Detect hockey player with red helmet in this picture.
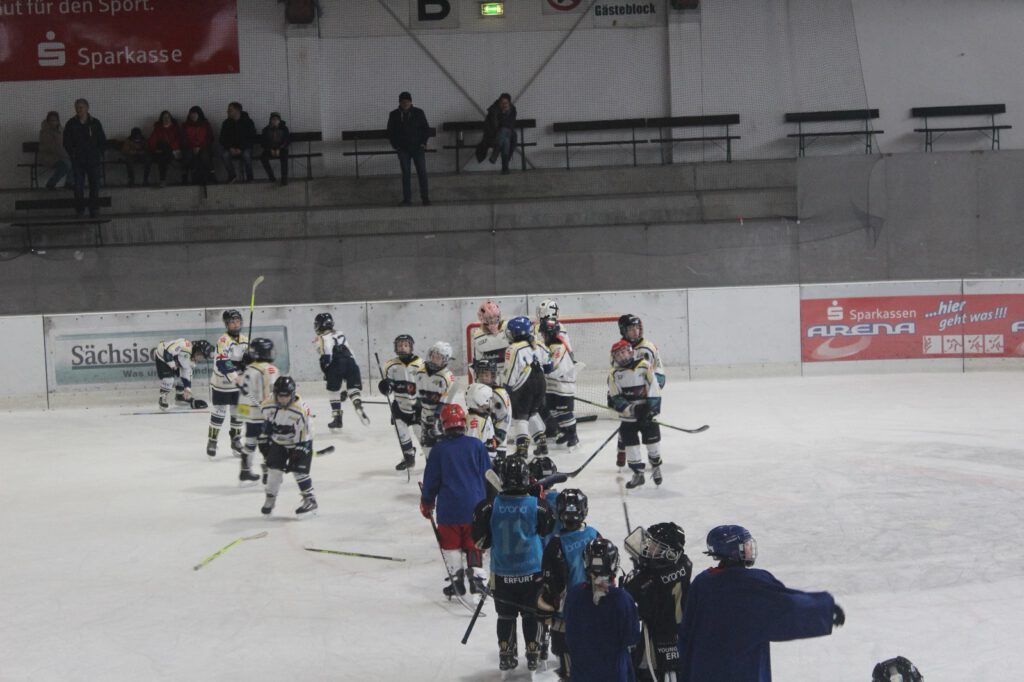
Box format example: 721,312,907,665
420,403,493,599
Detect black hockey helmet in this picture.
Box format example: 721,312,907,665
222,309,242,325
625,522,686,571
555,488,588,530
394,334,415,359
539,318,561,345
499,455,531,493
472,359,498,387
191,339,214,360
618,314,642,341
528,456,557,481
583,538,620,579
249,337,274,362
273,375,297,401
314,312,334,333
872,656,923,682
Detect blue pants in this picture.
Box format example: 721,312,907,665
72,161,101,216
397,147,429,203
45,159,71,189
222,148,253,181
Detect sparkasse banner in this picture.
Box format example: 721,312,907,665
0,0,239,82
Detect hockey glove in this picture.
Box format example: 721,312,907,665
656,372,666,390
377,379,392,395
188,398,209,410
419,500,434,519
832,603,846,627
420,429,437,448
609,395,630,413
319,355,331,374
632,403,649,424
294,441,313,457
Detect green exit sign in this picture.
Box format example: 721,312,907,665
480,2,504,16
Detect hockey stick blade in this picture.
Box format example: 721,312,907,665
193,531,268,571
304,547,406,562
315,445,335,457
574,397,709,434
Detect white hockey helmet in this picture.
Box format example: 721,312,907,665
465,383,494,412
536,299,560,321
426,341,452,370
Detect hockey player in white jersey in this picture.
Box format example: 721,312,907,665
314,312,369,430
155,338,213,410
258,376,318,516
237,337,278,485
608,339,663,489
471,300,509,380
407,341,455,468
378,334,427,471
471,359,512,461
503,316,551,458
207,310,248,458
615,314,666,468
540,318,579,449
464,382,496,450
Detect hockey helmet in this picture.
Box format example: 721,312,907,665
465,383,493,413
222,309,242,336
426,341,452,371
273,375,297,404
499,455,531,492
583,538,620,579
472,359,498,387
536,299,559,321
618,314,643,341
555,488,588,530
611,339,635,367
539,318,561,346
872,656,923,682
624,522,686,570
528,456,557,481
705,525,757,567
191,339,214,360
394,334,415,359
314,312,334,333
506,316,532,343
440,403,466,433
477,300,502,333
248,337,274,362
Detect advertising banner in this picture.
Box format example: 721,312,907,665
801,294,1024,362
591,0,663,27
0,0,239,82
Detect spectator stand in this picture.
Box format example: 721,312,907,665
785,109,883,157
9,197,112,251
911,104,1010,152
441,119,537,173
341,128,437,178
250,131,323,181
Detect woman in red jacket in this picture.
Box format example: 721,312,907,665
182,106,215,187
147,111,182,187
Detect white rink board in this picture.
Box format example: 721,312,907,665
0,315,46,410
688,285,800,378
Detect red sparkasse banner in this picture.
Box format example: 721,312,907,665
801,294,1024,362
0,0,239,82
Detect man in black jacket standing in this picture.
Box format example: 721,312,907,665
63,99,106,218
387,92,431,206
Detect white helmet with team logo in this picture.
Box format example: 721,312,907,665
537,299,560,321
426,341,452,371
465,383,493,412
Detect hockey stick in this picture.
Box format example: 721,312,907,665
125,409,209,416
419,482,477,614
193,531,268,571
376,352,411,483
564,426,621,479
315,445,335,457
575,397,709,434
247,275,264,342
618,477,633,534
304,547,406,562
461,590,489,644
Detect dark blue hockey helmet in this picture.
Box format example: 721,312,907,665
705,525,757,567
872,656,923,682
506,316,532,342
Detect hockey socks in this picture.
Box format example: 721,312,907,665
328,400,343,430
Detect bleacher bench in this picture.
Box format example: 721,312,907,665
341,128,437,178
911,104,1010,152
10,197,112,250
19,140,125,188
785,109,884,157
18,141,41,189
552,115,740,169
284,131,323,180
441,119,537,172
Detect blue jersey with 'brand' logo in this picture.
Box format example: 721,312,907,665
559,526,599,589
490,494,543,577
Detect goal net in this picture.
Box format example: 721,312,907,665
464,316,621,420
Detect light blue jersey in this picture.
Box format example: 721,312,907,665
490,494,543,577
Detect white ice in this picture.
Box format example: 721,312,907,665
1,371,1023,680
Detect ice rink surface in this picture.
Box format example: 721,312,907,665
1,371,1022,680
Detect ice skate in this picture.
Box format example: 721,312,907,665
525,641,541,671
295,494,318,517
651,463,663,486
352,398,370,426
395,452,416,471
230,437,244,458
442,568,466,598
206,438,217,458
260,494,276,515
327,411,343,431
625,470,646,489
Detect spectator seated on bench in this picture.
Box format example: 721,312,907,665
146,110,185,187
342,127,437,178
911,104,1011,151
443,97,538,174
259,112,290,186
785,109,883,157
11,196,112,250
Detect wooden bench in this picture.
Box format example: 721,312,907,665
441,119,537,172
19,139,125,188
785,109,884,157
18,142,41,189
911,104,1010,152
647,114,741,163
341,128,437,178
552,118,648,169
10,197,112,250
284,131,323,179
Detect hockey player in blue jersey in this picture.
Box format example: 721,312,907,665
539,489,601,681
420,403,493,599
676,525,845,682
472,455,555,673
564,538,641,682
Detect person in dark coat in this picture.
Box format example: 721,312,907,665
259,112,290,186
38,111,71,190
219,102,257,183
120,127,149,188
677,525,845,682
476,93,517,174
386,91,431,206
63,98,106,217
183,106,215,187
147,110,183,187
